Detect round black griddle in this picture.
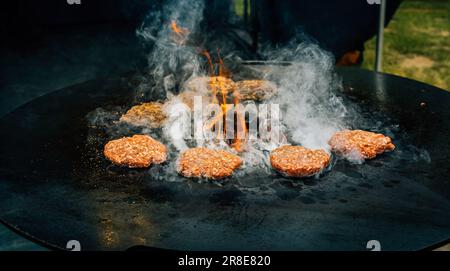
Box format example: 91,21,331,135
0,66,449,251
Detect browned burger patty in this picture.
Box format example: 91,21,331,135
208,76,236,94
104,135,167,168
328,130,395,160
270,146,330,177
184,76,235,94
179,76,235,108
119,102,166,128
234,80,277,101
177,147,242,179
175,90,214,109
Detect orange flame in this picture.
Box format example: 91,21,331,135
169,20,247,150
170,20,187,35
201,50,214,76
216,49,231,78
231,98,247,152
201,50,248,151
170,21,188,44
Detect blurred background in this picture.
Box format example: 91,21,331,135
0,0,448,250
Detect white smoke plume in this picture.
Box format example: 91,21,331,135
136,0,205,94
264,41,348,151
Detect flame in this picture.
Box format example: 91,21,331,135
201,50,248,151
169,20,247,151
170,20,247,152
170,20,188,44
216,49,231,78
201,50,214,77
201,50,219,104
231,95,247,152
170,20,187,35
170,20,248,152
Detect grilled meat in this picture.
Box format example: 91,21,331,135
104,135,167,168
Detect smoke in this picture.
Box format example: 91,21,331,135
136,0,205,96
263,41,348,151
162,97,191,151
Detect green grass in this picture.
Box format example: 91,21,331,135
234,0,246,17
362,0,450,90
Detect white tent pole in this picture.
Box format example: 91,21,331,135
375,0,387,72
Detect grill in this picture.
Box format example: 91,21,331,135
0,64,449,250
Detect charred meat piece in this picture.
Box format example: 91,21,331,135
328,130,395,160
177,147,242,179
119,102,167,128
104,135,167,168
270,145,330,177
234,80,277,101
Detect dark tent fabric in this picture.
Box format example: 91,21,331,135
256,0,402,59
